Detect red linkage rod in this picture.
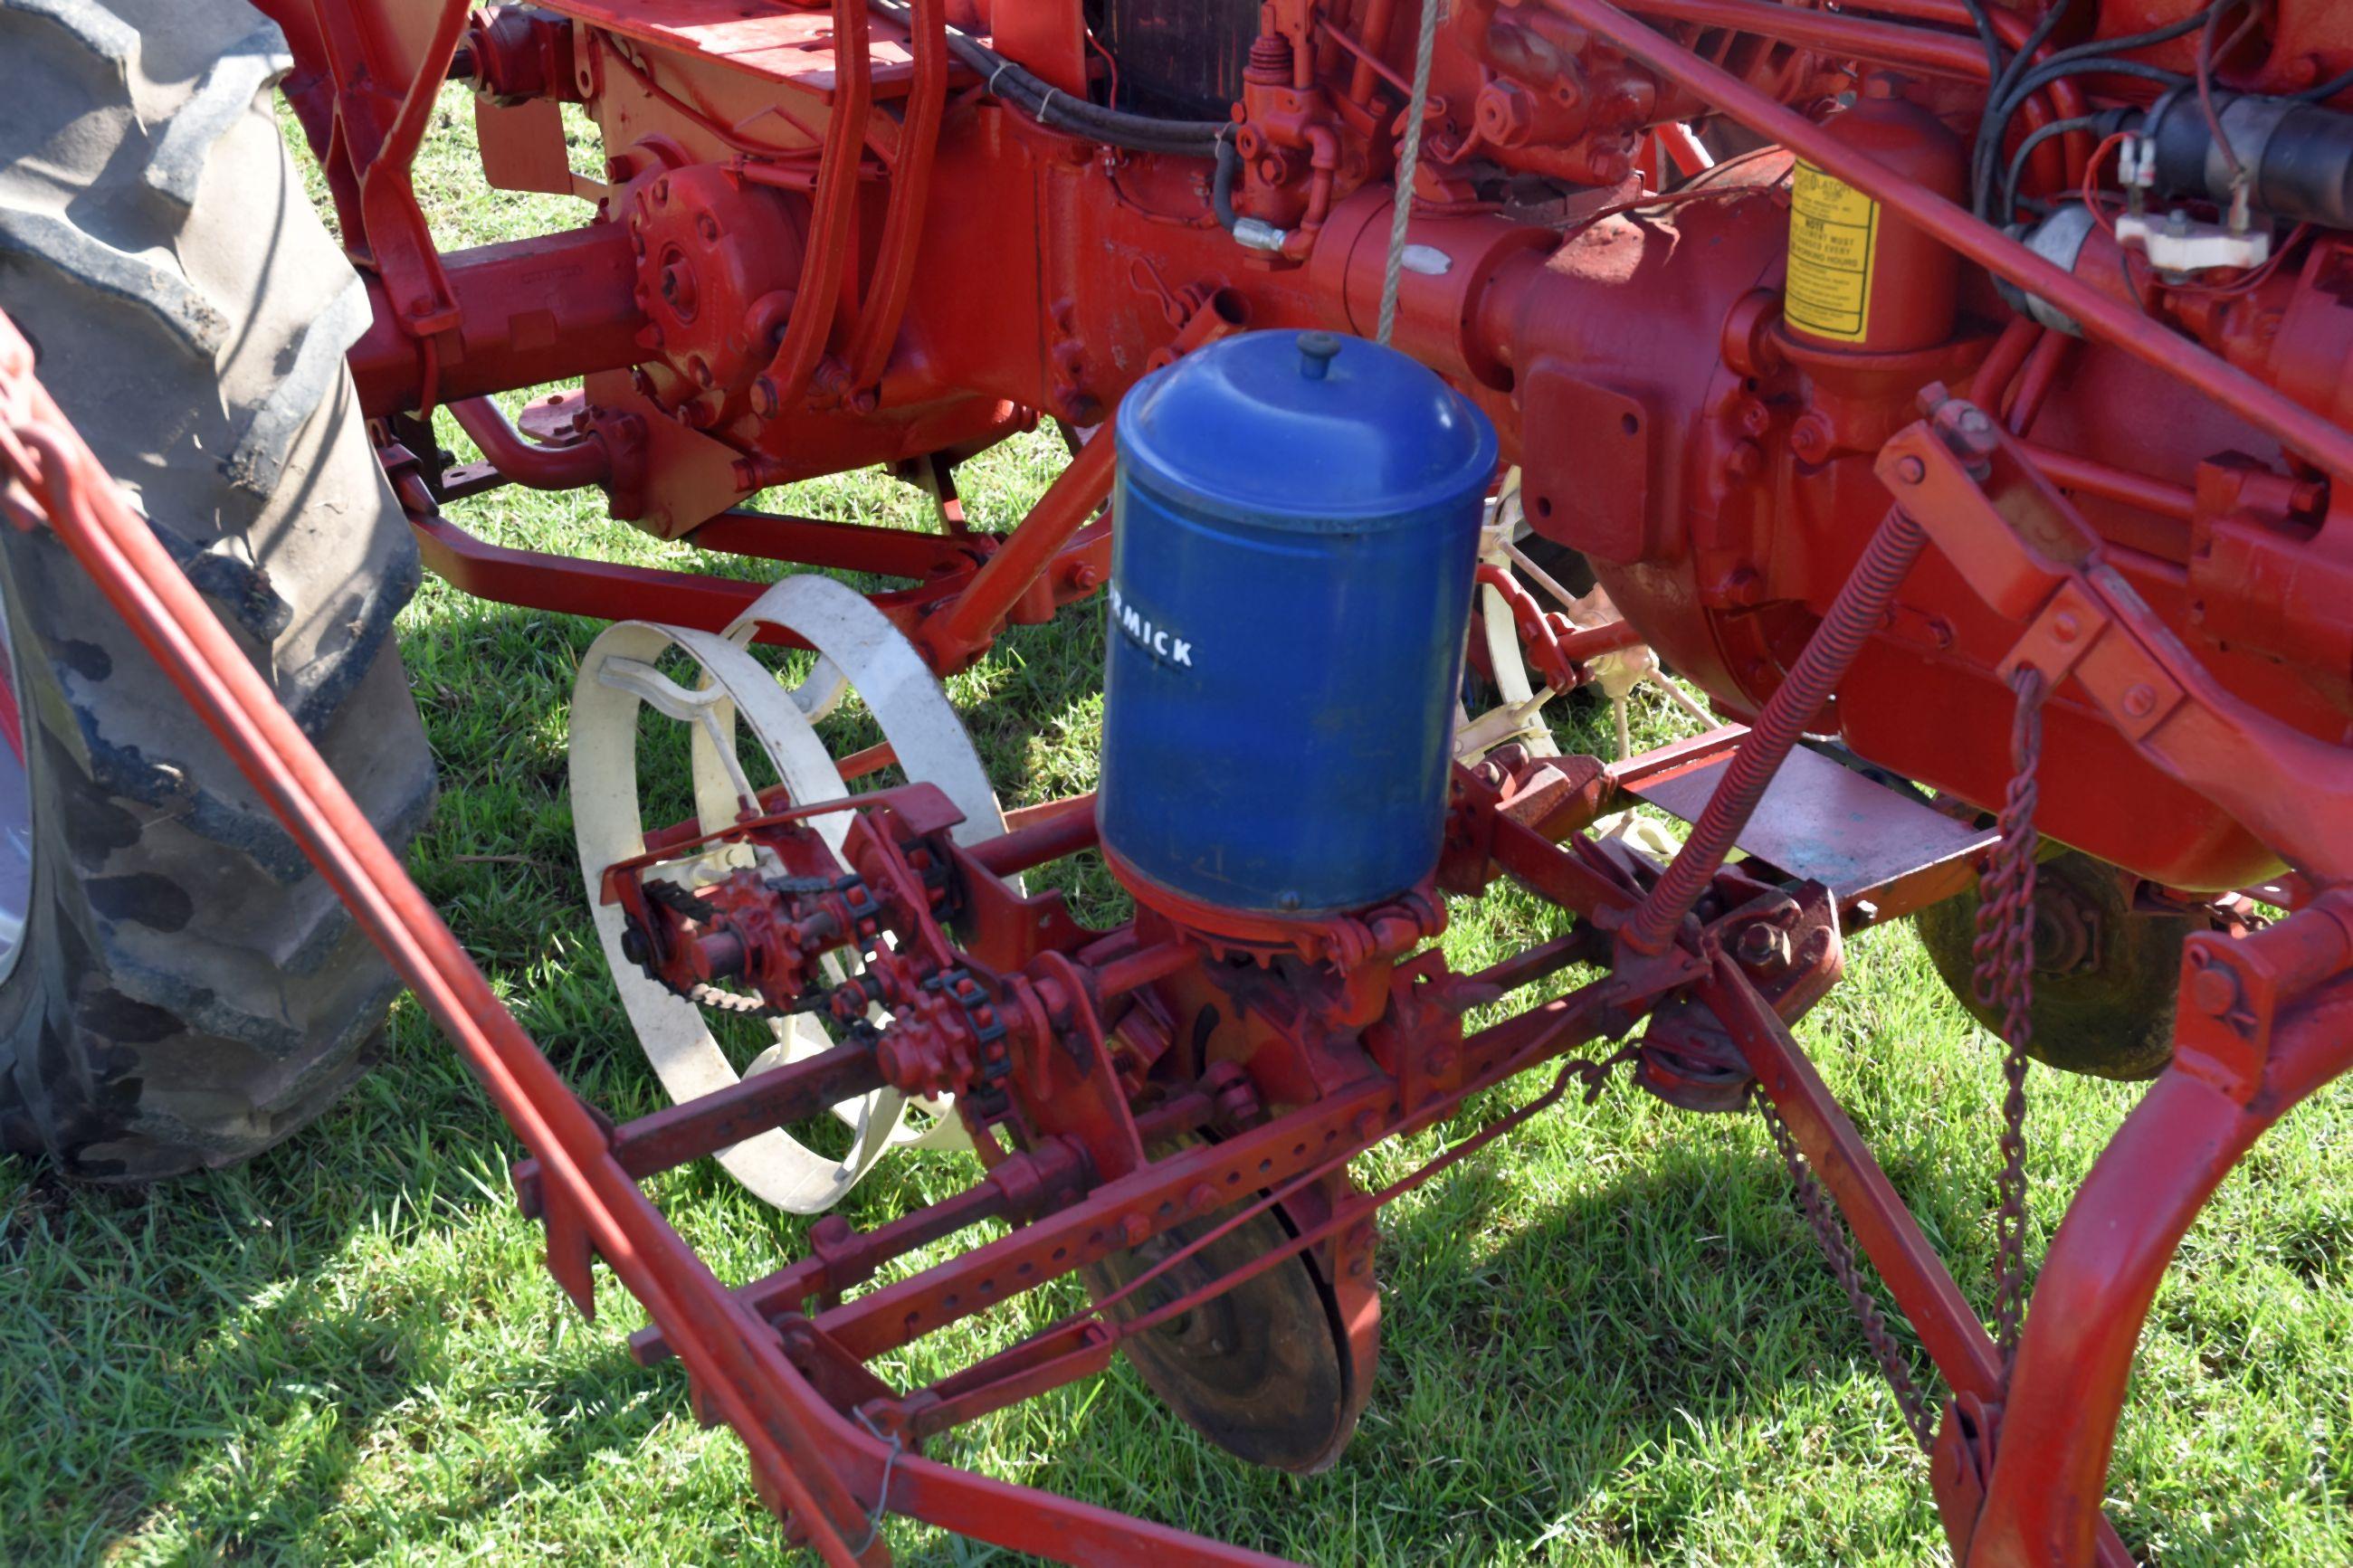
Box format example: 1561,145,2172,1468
1615,0,1994,80
1547,0,2353,487
0,329,888,1567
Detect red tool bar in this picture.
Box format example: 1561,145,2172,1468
408,506,1092,657
412,508,776,632
1544,0,2353,486
0,353,882,1563
630,1093,1221,1370
672,971,1648,1373
515,1040,890,1203
685,508,979,577
816,1076,1396,1360
976,793,1100,874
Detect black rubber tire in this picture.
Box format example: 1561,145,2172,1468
0,0,434,1179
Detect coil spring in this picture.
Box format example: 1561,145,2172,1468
1625,506,1929,953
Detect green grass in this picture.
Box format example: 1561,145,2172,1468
5,90,2353,1567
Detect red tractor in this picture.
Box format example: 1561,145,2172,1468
3,0,2350,1561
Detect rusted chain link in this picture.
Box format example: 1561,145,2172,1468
687,981,785,1018
1971,665,2047,1368
1755,1089,1941,1450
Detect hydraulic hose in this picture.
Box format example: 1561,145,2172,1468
1213,136,1242,227
864,0,1229,155
1210,137,1283,250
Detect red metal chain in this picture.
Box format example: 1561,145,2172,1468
1756,1089,1940,1449
1751,664,2048,1449
1971,665,2048,1369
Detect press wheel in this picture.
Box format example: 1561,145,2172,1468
1086,1149,1361,1473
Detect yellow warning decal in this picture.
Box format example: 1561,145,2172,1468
1786,160,1879,343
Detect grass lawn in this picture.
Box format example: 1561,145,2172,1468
5,86,2353,1568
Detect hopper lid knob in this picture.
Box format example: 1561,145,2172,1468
1296,331,1341,381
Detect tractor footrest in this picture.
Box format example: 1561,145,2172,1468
1628,742,1996,921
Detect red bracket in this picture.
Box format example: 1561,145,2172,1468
1880,398,2353,882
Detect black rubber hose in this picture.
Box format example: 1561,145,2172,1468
1212,136,1243,231
2298,65,2353,104
864,0,1229,154
1999,113,2105,222
1972,0,2222,216
1977,57,2191,216
2015,2,2225,82
1972,0,2073,216
1956,0,2006,81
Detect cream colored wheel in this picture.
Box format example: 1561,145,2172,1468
569,575,1006,1211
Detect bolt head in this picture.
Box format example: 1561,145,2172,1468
2189,961,2240,1018
1895,454,1927,485
1476,81,1536,144
2122,683,2158,717
1733,922,1791,970
2053,611,2082,642
1789,416,1833,462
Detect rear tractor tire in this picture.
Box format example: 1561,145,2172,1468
0,0,434,1178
